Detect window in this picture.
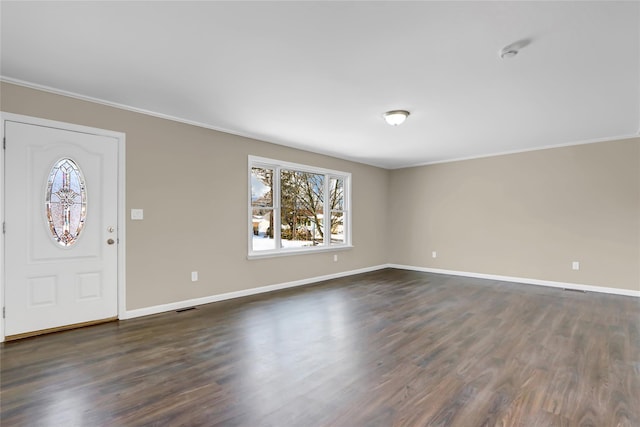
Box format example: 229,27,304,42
46,158,87,247
249,156,351,257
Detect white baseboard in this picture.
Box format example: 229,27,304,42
123,262,638,320
122,264,388,320
388,264,640,297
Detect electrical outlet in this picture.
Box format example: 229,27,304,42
432,251,437,259
191,271,198,281
333,254,338,262
572,261,580,271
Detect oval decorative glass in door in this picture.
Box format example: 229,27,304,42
45,158,87,247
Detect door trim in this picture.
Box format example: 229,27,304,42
0,112,126,342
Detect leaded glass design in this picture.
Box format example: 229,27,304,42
45,158,87,247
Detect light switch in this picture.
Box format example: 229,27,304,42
131,209,144,220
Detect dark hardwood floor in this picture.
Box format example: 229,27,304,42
1,269,639,426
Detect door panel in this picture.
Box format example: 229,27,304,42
4,121,118,337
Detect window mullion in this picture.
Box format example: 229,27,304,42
248,163,253,253
345,175,350,245
324,174,330,246
274,166,281,250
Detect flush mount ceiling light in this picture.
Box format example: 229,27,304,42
383,110,410,126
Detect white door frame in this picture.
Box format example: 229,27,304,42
0,112,126,342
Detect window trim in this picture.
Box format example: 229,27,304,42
248,155,352,259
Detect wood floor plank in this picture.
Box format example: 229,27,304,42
1,269,638,426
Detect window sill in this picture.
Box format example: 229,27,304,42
247,244,353,260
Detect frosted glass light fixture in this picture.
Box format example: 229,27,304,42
383,110,410,126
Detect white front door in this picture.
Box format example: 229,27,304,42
4,120,119,338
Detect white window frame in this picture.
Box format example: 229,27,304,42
248,155,352,258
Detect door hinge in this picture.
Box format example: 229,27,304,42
3,137,5,149
2,307,5,319
2,222,4,234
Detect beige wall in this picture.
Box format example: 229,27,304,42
2,81,638,309
1,82,390,309
389,139,640,291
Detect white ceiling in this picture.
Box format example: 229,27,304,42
1,1,639,169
